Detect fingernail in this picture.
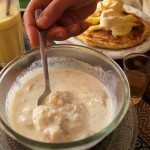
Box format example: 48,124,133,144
37,16,50,28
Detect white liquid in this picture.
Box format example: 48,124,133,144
6,68,113,143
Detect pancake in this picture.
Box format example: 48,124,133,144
77,13,150,50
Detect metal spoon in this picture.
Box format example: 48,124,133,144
35,9,51,105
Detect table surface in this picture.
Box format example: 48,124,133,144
0,18,150,149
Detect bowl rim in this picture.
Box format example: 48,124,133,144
0,44,130,149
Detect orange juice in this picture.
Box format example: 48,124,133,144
0,0,24,67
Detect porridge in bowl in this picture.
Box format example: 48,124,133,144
6,57,114,143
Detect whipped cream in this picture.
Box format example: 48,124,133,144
86,0,138,36
100,0,137,36
98,0,123,13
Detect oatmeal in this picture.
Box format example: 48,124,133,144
7,68,113,143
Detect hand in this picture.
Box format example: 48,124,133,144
23,0,98,47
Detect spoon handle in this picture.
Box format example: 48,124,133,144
35,9,51,94
39,31,51,93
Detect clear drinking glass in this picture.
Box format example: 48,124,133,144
0,0,25,67
123,53,150,104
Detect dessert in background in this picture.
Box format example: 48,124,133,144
77,0,150,49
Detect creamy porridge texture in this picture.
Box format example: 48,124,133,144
7,68,113,143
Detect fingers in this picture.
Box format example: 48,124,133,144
36,0,70,29
46,26,68,41
66,21,89,37
23,0,95,47
23,11,39,47
46,21,89,41
23,0,71,47
23,0,44,47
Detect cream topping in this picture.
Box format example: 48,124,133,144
86,0,138,36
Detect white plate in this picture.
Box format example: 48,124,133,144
55,5,150,60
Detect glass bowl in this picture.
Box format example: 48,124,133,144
0,44,130,150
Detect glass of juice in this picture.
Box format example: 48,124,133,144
123,53,150,104
0,0,25,67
